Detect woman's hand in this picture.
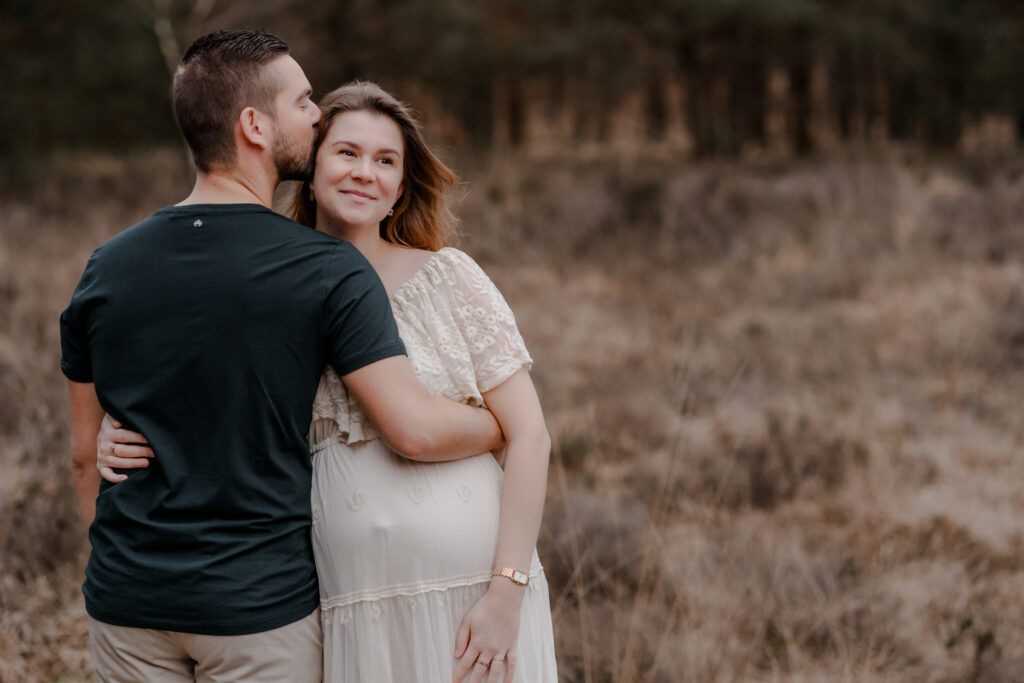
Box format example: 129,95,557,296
96,414,154,483
452,580,523,683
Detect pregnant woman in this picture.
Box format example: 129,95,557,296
98,81,557,683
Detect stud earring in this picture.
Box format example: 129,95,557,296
388,208,395,217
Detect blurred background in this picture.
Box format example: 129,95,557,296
6,0,1024,171
2,1,1023,681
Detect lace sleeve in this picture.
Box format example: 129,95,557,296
443,249,533,393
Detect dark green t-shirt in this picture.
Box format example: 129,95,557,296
59,204,406,635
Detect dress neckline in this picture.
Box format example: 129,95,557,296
388,247,452,302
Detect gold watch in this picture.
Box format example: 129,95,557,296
492,567,529,586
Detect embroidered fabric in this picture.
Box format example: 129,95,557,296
307,248,557,682
309,247,533,449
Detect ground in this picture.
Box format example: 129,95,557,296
2,149,1022,682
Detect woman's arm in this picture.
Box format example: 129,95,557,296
452,369,551,683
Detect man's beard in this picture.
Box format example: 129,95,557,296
273,129,315,182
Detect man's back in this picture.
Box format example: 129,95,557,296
60,204,404,635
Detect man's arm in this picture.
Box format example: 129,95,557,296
342,356,504,462
67,380,105,526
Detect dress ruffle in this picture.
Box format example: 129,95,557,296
321,568,557,683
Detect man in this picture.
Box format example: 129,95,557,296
60,30,504,682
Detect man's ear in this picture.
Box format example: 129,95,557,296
239,107,271,151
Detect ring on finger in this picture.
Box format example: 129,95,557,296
476,657,492,668
491,657,506,665
110,444,116,457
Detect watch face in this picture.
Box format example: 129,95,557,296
513,570,528,584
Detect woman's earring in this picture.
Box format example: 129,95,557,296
388,208,395,217
309,188,316,202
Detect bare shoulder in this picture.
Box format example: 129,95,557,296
395,244,435,271
379,244,437,296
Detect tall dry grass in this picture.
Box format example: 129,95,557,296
1,148,1022,682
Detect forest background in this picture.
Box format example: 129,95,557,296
2,1,1024,681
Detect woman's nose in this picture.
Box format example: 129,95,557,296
351,157,373,180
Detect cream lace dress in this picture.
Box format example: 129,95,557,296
308,248,558,682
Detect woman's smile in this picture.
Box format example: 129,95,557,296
341,189,376,202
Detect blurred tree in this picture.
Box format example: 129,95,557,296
2,0,1022,179
1,0,177,179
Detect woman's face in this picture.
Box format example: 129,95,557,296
312,109,405,233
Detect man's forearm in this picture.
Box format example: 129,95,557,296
342,356,504,462
401,395,504,462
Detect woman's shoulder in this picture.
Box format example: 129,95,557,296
391,247,498,305
431,247,490,278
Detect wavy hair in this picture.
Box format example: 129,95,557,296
285,81,459,250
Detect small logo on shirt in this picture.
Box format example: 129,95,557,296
193,219,203,228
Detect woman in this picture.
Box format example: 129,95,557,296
97,81,558,683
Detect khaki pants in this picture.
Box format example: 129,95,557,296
88,608,322,683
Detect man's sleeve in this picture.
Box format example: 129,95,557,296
321,244,406,376
60,254,99,383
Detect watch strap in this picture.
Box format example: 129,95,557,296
491,567,530,586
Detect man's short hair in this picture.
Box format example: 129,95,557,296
173,29,289,173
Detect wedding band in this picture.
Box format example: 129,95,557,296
110,444,116,457
476,657,491,668
491,657,505,664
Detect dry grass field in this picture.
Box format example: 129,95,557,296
1,149,1023,682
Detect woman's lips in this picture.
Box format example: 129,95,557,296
342,189,374,201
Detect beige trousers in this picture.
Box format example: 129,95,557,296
88,608,322,683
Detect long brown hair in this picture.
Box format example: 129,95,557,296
285,81,459,251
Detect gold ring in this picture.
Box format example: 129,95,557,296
476,658,491,668
110,444,116,457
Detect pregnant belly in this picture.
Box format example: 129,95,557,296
311,438,504,600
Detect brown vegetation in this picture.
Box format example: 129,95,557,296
1,149,1023,682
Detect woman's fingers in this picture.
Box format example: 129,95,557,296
96,414,153,485
112,428,149,445
485,652,510,683
458,646,505,683
96,442,154,485
127,442,153,458
503,652,516,683
454,619,470,658
99,466,127,483
99,443,154,465
465,654,492,683
452,646,478,683
99,452,152,469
